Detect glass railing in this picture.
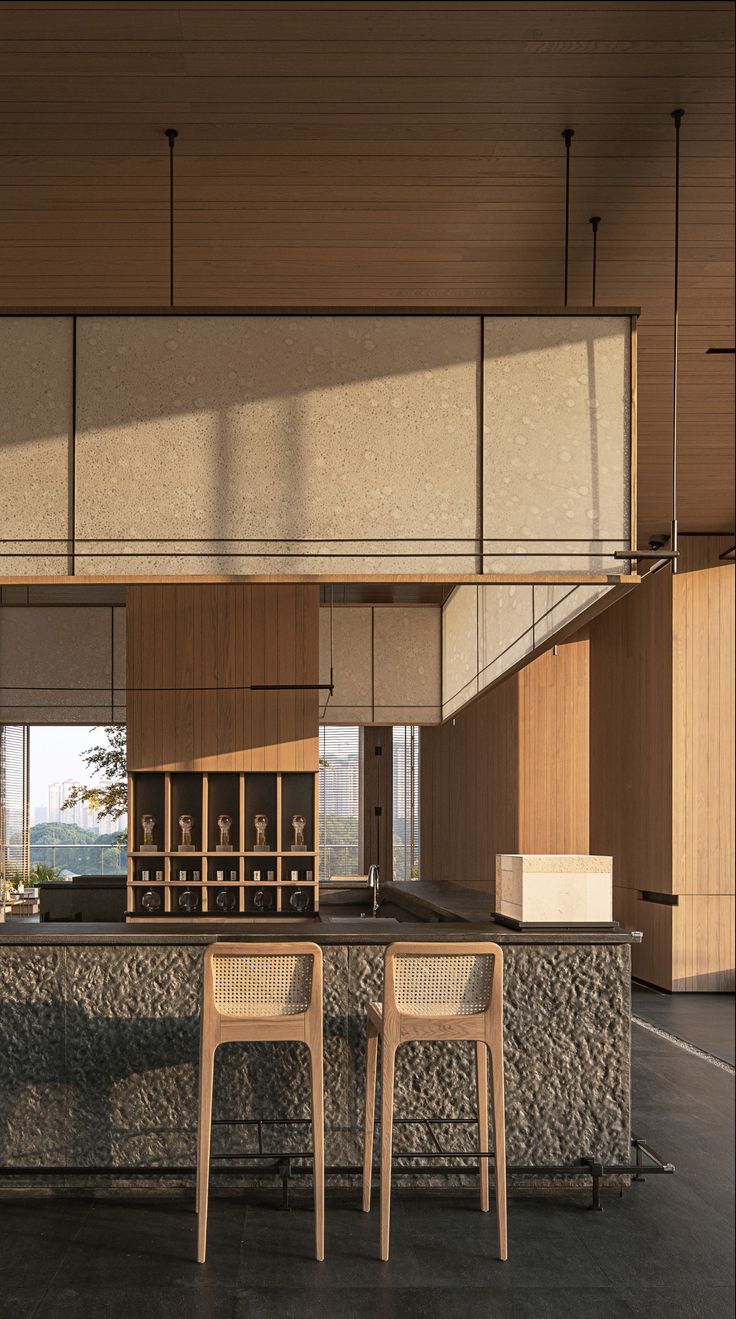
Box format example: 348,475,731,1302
2,842,128,880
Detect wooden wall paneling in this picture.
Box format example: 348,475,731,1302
589,564,674,895
672,537,735,896
263,582,278,770
518,635,590,855
673,896,735,992
175,582,194,770
250,585,265,772
199,584,216,771
126,583,319,772
300,583,320,770
420,668,520,897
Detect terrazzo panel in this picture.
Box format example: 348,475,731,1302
319,604,441,725
0,318,72,577
74,316,480,575
442,587,479,718
442,582,614,719
483,316,631,574
0,939,630,1182
373,606,441,723
0,605,126,723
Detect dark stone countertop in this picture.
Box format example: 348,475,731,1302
0,881,641,947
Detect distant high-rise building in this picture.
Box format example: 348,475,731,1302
321,752,359,818
48,779,99,831
32,805,49,826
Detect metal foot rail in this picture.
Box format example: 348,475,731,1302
0,1123,674,1214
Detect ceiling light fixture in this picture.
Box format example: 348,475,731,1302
561,129,574,306
589,216,601,306
164,128,178,308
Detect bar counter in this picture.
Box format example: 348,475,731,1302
0,883,639,1190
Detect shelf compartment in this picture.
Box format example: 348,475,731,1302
244,773,278,852
206,884,241,916
131,773,166,853
280,884,316,917
205,772,241,853
170,885,203,917
245,858,278,885
169,772,204,852
134,886,166,917
280,772,316,853
244,885,279,916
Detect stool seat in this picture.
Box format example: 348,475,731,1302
362,940,507,1263
196,941,324,1264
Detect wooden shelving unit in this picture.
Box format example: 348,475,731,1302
127,770,319,921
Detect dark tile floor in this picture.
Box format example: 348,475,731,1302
1,1007,733,1319
632,985,735,1065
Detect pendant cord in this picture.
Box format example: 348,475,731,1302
671,109,684,572
589,216,601,307
562,129,574,305
164,128,178,308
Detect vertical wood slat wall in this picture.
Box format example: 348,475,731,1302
126,583,319,772
590,536,735,991
420,635,590,897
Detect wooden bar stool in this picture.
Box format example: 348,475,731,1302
362,940,507,1262
196,941,324,1264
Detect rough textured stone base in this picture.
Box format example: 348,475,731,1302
0,941,630,1185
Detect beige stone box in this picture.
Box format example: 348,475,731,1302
496,853,614,925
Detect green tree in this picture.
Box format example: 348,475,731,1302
61,726,128,827
22,822,128,876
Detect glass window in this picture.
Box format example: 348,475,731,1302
392,726,420,880
319,725,360,879
29,726,127,878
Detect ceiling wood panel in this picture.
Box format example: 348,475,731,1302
0,0,732,543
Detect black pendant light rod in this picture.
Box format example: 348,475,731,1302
165,128,178,308
671,109,684,572
562,128,574,306
589,216,601,306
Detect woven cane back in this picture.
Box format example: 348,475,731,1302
211,952,313,1017
392,952,494,1016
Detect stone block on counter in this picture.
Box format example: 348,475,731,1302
496,854,613,925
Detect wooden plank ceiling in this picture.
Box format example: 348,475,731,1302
0,0,733,545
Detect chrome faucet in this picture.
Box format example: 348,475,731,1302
368,863,380,917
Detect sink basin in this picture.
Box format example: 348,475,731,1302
319,913,399,923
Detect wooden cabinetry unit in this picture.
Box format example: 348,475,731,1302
127,770,319,920
590,536,735,990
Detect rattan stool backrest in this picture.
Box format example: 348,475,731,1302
384,941,503,1023
392,952,493,1016
203,942,321,1020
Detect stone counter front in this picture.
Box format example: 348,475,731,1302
0,939,630,1186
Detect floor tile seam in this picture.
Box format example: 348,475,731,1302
631,1017,736,1074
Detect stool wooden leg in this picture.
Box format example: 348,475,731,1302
308,1039,325,1263
362,1021,379,1212
379,1039,396,1262
475,1040,490,1213
489,1044,508,1261
196,1041,216,1264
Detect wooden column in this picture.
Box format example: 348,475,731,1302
126,584,319,772
360,726,394,882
